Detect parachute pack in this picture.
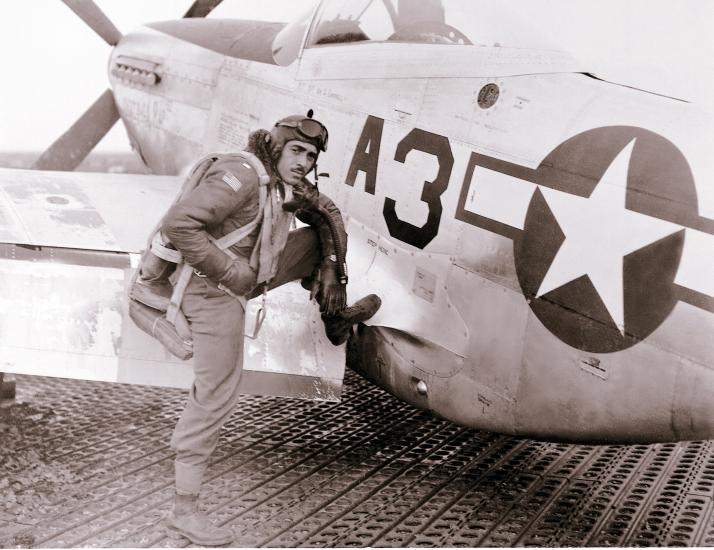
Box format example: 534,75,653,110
128,152,269,360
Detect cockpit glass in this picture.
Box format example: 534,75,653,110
306,0,561,50
272,3,319,65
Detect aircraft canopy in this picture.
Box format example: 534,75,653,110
272,0,565,66
306,0,561,50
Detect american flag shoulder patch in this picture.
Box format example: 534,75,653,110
222,171,243,192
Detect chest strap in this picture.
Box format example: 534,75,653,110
150,151,270,265
165,183,268,324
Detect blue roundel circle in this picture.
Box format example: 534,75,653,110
513,126,696,353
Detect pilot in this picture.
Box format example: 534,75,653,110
160,113,381,546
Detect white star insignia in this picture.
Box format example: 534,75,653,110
536,139,681,333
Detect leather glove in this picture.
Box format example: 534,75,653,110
282,181,320,213
316,260,347,316
215,259,257,296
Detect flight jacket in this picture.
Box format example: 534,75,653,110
162,155,347,296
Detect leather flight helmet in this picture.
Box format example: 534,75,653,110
267,110,329,162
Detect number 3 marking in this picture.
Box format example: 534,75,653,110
383,128,454,249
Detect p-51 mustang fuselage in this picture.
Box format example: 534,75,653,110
4,0,713,443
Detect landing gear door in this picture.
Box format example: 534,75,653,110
240,282,345,401
118,278,346,402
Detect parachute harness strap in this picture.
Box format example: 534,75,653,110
166,152,269,325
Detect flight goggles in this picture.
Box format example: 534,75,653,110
275,118,329,151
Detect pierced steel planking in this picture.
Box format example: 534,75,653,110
4,372,714,548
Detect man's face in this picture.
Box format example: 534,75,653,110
276,139,318,185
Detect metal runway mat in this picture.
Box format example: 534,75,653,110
2,371,714,547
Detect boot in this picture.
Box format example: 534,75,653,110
323,294,381,345
166,492,234,546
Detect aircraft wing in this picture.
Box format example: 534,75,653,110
0,166,178,253
0,168,344,401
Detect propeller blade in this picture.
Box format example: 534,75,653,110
61,0,122,46
183,0,223,18
32,89,119,171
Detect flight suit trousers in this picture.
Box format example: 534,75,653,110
170,227,320,495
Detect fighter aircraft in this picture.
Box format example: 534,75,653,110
1,0,713,444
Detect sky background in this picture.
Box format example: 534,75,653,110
1,0,713,153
